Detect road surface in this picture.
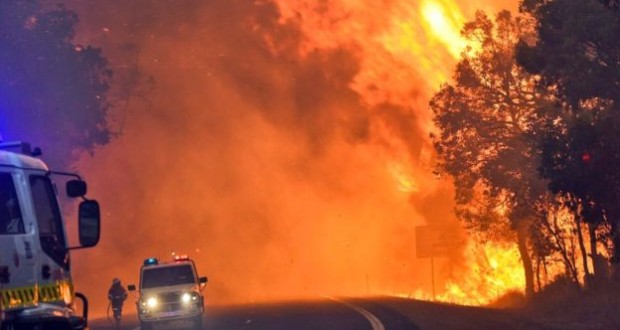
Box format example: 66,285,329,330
88,296,556,330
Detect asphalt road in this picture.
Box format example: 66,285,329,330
88,296,554,330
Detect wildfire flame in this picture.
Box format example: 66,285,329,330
411,243,525,305
274,0,525,305
64,0,526,314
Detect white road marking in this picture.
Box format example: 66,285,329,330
132,298,385,330
329,297,386,330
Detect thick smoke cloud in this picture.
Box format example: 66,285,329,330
50,0,517,316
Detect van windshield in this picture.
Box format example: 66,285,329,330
141,264,196,289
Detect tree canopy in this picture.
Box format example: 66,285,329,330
0,1,112,170
431,10,553,295
519,0,620,265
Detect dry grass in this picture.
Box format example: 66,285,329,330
495,277,620,329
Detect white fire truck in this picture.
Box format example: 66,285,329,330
0,141,101,330
128,255,207,330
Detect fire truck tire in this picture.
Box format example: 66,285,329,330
3,319,72,330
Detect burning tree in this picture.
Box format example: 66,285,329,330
430,10,557,296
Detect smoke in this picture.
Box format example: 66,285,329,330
49,0,518,316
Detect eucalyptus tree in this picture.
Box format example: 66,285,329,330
431,10,556,296
0,1,112,170
518,0,620,275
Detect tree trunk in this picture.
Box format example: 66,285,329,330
517,221,535,297
588,222,608,281
544,211,579,284
588,222,598,268
575,216,590,287
535,257,541,292
610,218,620,278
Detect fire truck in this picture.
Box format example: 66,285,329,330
0,141,101,330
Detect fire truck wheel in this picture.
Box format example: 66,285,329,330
7,319,72,330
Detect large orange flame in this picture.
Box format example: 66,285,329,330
410,243,525,305
273,0,524,305
62,0,527,315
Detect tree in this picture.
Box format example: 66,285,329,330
431,10,555,296
519,0,620,106
518,0,620,274
0,1,112,170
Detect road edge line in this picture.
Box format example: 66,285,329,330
328,297,386,330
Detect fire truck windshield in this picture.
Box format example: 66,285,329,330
30,174,69,269
141,264,197,289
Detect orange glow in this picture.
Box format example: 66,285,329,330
62,0,522,316
399,242,524,305
421,0,467,58
388,162,419,193
272,0,528,306
439,242,525,305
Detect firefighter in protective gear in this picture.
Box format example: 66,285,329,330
108,278,128,329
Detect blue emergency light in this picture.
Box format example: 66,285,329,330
144,257,158,266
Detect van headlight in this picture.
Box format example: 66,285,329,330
142,296,158,308
181,292,199,305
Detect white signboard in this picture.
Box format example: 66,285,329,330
415,225,463,258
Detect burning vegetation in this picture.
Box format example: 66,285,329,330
2,0,618,317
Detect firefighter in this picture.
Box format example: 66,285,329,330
108,277,128,329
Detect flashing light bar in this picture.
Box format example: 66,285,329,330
144,257,158,266
0,141,42,157
174,255,189,261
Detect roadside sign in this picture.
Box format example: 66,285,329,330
415,225,463,258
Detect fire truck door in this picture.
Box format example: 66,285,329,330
0,172,37,309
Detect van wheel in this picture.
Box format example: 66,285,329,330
193,316,203,329
140,321,152,330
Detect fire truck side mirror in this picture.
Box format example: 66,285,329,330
78,200,100,247
67,179,87,197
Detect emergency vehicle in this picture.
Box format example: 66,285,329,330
128,255,207,330
0,141,101,330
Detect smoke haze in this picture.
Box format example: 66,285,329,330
49,0,517,316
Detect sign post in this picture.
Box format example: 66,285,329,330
415,225,463,300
